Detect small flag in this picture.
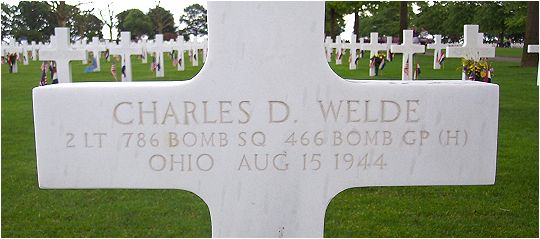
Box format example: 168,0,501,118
84,57,97,73
354,56,360,65
404,56,410,79
151,56,157,72
121,65,126,78
104,49,110,61
336,49,342,60
388,49,394,61
379,58,386,70
51,63,58,84
437,50,445,65
111,63,117,81
415,63,421,79
39,62,48,86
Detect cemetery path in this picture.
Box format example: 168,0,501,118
423,51,520,62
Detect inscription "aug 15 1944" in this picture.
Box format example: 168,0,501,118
63,99,469,173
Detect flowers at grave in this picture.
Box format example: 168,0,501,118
370,53,387,76
461,58,494,83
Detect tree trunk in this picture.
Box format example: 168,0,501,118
399,1,408,42
353,9,360,42
330,8,337,40
521,1,539,67
57,1,67,27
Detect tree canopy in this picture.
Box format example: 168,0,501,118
178,3,207,41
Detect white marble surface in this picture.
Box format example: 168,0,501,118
33,2,499,237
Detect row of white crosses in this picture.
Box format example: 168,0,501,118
326,34,396,74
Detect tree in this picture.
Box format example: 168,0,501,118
1,3,16,40
122,9,153,40
413,2,448,39
116,9,131,33
178,3,207,41
325,2,347,40
48,1,80,27
99,2,115,41
399,1,408,41
7,1,55,42
73,11,103,40
148,3,175,37
521,1,539,67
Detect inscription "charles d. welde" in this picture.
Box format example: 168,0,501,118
112,100,421,126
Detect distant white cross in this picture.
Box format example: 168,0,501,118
446,25,495,80
20,40,30,65
79,38,88,64
341,33,363,70
391,30,426,81
324,36,333,62
385,36,394,61
6,38,22,73
140,39,148,63
527,44,539,85
172,36,188,71
328,36,343,65
86,37,106,71
109,32,142,82
39,28,86,83
362,32,388,76
30,41,38,61
147,34,171,77
427,35,447,69
190,38,205,67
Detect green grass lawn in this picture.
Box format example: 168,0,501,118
495,47,524,58
2,50,538,237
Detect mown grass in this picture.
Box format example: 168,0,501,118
1,49,538,237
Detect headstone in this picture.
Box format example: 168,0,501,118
33,2,499,237
172,36,188,71
147,34,171,77
140,39,148,63
109,32,142,82
20,40,30,65
80,38,88,64
362,32,388,76
427,35,447,70
31,41,38,61
87,37,106,71
327,36,343,65
446,25,495,80
341,34,363,70
39,28,85,83
385,36,394,61
324,36,332,62
6,38,21,73
527,44,539,85
391,30,425,81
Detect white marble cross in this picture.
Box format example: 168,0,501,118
147,34,171,77
86,37,107,71
324,36,333,62
172,36,188,71
5,38,21,73
140,39,148,63
446,25,495,80
427,35,447,69
190,38,206,67
527,44,539,85
341,34,363,70
385,36,394,61
391,30,426,80
109,32,142,82
79,38,88,64
33,2,499,237
328,36,343,65
20,40,30,65
30,41,38,61
39,28,86,83
362,32,388,76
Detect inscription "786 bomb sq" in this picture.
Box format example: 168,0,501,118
64,99,469,173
